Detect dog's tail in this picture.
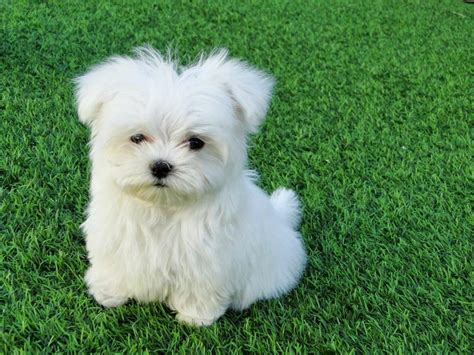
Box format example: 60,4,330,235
270,188,301,229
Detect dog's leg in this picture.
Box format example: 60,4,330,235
85,265,129,308
168,293,229,326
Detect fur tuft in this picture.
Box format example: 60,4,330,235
271,188,301,228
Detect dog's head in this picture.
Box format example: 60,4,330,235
75,47,274,204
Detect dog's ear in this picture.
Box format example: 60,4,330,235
74,61,118,127
74,48,172,128
74,57,138,127
202,50,275,133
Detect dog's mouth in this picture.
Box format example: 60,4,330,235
154,181,167,188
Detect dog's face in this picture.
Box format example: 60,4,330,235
75,48,274,204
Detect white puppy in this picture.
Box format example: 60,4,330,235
75,47,306,326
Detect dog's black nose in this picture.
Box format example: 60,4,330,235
151,160,173,179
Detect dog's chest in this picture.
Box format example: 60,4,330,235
117,214,221,301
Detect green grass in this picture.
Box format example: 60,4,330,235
1,0,472,352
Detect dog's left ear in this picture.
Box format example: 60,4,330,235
203,50,275,133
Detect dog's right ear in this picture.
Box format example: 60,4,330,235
74,48,170,127
74,57,140,127
74,62,114,126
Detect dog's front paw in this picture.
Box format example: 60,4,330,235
89,287,128,308
85,267,128,308
176,312,217,327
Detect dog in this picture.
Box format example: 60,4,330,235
74,47,306,326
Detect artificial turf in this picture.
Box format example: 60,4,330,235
1,0,473,352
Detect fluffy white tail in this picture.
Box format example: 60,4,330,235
270,188,301,229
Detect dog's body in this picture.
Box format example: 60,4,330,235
75,48,306,326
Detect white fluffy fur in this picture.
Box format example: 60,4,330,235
75,47,306,326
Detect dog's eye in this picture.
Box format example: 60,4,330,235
130,134,146,144
188,137,205,150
